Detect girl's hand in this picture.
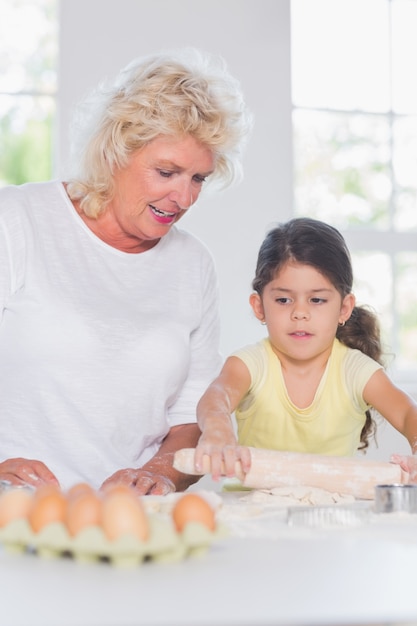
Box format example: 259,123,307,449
390,454,417,483
195,435,252,482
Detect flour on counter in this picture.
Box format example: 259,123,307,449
238,485,356,506
142,488,417,544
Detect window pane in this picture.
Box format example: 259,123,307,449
351,251,393,353
291,0,390,112
396,252,417,369
392,115,417,231
0,0,57,94
293,109,391,229
392,0,417,113
0,94,55,185
352,251,417,373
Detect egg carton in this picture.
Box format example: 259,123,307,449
0,515,227,567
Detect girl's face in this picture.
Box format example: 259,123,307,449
250,261,355,364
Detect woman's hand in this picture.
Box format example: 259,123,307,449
390,454,417,483
0,458,59,488
101,423,202,495
100,468,175,496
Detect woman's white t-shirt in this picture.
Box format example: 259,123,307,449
0,181,222,488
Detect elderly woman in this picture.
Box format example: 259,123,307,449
0,48,252,494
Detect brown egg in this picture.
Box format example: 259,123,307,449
66,482,94,500
172,493,216,532
28,484,67,532
65,490,102,537
101,488,149,541
0,487,35,527
100,483,133,496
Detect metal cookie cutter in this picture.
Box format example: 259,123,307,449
374,484,417,513
287,502,371,528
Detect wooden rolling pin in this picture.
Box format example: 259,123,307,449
173,448,410,499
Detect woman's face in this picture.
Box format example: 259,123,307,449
97,135,214,252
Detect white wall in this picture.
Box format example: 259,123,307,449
57,0,293,357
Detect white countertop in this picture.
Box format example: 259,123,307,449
1,487,417,626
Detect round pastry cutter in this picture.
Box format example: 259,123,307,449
374,484,417,514
287,502,371,528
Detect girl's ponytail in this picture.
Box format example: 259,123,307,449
337,305,383,364
337,305,384,450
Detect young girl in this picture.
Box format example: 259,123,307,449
194,217,417,480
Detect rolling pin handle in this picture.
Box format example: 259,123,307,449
400,469,410,485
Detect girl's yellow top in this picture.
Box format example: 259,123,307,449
233,338,382,456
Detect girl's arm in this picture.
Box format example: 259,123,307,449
194,356,252,481
363,369,417,454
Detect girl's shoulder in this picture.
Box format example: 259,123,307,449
334,338,378,363
334,339,382,379
232,337,270,358
231,338,274,377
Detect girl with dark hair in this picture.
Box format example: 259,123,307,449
194,217,417,480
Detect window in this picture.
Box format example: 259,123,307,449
291,0,417,389
0,0,58,186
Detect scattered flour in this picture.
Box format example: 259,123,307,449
238,485,355,507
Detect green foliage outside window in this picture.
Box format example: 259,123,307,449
0,0,57,186
0,101,54,185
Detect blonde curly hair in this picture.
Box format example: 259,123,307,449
66,48,253,218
